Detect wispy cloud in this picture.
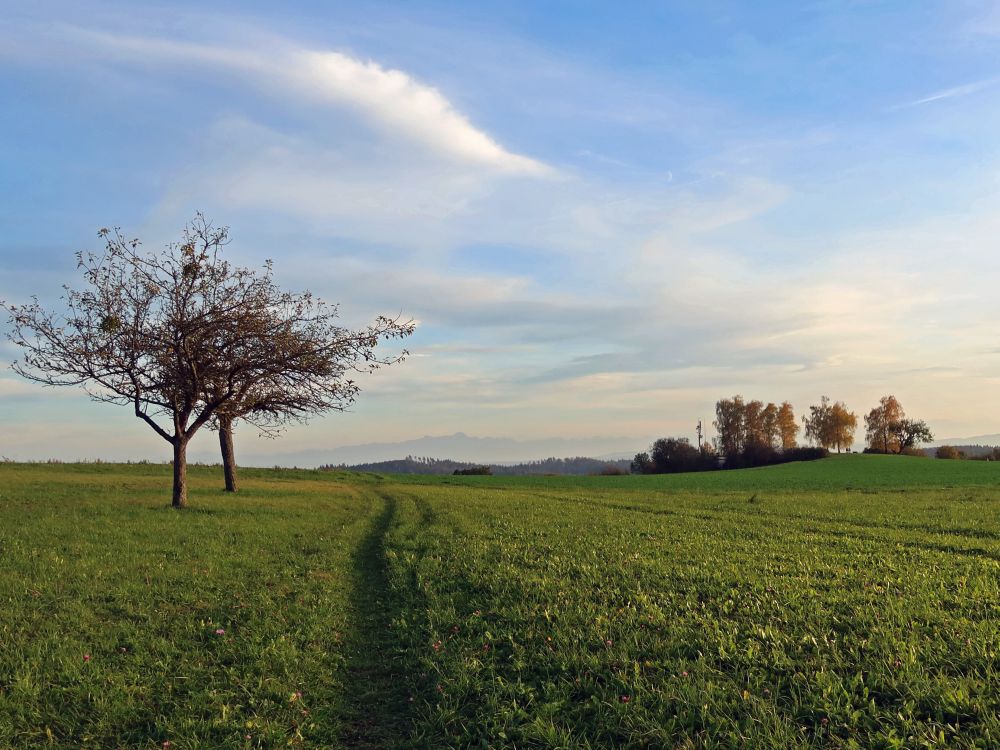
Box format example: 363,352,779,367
888,77,999,110
45,26,553,177
294,50,550,175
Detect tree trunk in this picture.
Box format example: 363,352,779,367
219,416,238,493
172,437,189,508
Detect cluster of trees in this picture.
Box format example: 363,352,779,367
629,433,828,475
863,395,933,455
631,396,818,475
717,394,933,457
935,445,1000,461
935,445,966,460
631,437,715,474
969,448,1000,461
4,216,414,507
714,397,799,456
633,393,936,475
801,396,857,453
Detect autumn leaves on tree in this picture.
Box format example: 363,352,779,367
713,396,801,457
713,394,932,458
863,396,933,455
803,396,857,453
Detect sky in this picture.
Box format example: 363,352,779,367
2,0,1000,465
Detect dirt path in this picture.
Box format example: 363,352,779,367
339,490,415,749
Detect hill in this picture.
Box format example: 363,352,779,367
330,455,632,475
306,432,641,465
396,452,1000,491
930,433,1000,448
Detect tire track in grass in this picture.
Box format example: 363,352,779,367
538,491,1000,561
339,489,415,749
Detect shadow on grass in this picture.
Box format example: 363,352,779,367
147,505,219,514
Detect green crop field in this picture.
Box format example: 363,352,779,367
1,455,999,749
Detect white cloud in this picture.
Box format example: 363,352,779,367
294,50,550,175
0,378,46,398
51,26,551,176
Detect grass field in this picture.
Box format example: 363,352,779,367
1,455,999,748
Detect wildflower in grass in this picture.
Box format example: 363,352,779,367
605,639,613,647
620,695,630,703
680,670,689,677
215,628,226,636
162,743,172,749
431,640,442,652
290,690,302,702
83,654,91,662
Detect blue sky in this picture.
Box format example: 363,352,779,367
2,1,1000,463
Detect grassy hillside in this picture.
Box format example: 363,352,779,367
400,452,1000,491
1,458,998,748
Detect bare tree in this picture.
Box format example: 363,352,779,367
207,297,414,492
4,217,307,507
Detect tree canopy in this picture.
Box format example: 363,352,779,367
803,396,858,453
864,395,933,454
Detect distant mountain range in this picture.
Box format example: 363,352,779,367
240,432,645,468
231,430,1000,469
335,456,633,476
320,432,642,465
929,434,1000,448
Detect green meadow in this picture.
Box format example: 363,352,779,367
1,455,998,748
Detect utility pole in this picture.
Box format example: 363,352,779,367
696,420,703,450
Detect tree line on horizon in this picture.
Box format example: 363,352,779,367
934,444,1000,460
632,394,934,474
321,455,633,476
